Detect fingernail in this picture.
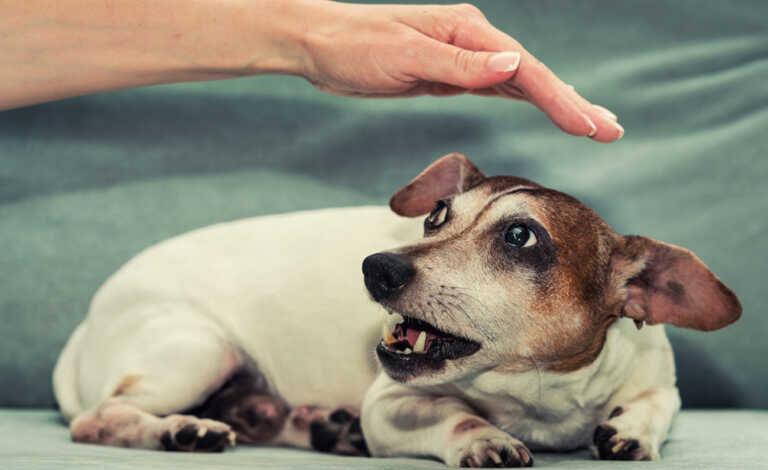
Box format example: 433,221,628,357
488,52,521,73
584,115,597,137
612,120,625,139
594,105,618,122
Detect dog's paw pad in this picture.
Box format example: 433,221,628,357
307,407,369,456
454,436,533,468
592,423,655,461
160,417,235,452
346,416,369,455
173,424,199,446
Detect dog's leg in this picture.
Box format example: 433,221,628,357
71,398,237,451
592,386,681,461
185,369,368,455
362,375,532,468
186,369,289,444
273,405,369,456
69,314,244,452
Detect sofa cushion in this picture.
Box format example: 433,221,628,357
2,409,767,469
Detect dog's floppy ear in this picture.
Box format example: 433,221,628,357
390,153,486,217
611,235,741,331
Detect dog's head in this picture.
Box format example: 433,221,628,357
363,153,741,384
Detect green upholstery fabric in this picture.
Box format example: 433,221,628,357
3,410,768,469
1,0,766,420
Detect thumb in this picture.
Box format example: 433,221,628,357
413,41,521,89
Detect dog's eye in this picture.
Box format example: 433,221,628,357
504,224,536,248
424,200,450,231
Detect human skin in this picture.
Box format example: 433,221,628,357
0,0,623,142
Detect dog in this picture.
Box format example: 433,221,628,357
53,153,741,467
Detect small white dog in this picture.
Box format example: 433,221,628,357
54,153,741,467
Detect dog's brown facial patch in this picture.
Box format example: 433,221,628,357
485,215,557,285
482,175,542,194
393,179,622,375
519,189,618,372
461,184,618,372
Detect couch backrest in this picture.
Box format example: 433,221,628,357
1,0,766,409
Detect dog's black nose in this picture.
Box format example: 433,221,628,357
362,253,415,302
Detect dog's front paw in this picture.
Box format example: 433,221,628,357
281,405,368,456
159,415,236,452
309,407,369,456
446,426,533,468
592,410,658,461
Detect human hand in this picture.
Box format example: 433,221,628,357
299,2,623,142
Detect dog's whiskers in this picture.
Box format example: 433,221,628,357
421,299,456,327
430,294,495,342
447,300,495,341
437,290,499,341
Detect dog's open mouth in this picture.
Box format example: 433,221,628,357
376,313,481,378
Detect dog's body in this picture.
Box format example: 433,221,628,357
54,154,740,466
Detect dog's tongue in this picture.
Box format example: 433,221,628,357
405,328,437,348
406,328,421,347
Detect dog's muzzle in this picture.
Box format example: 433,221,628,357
362,252,414,302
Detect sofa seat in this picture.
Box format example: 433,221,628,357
2,409,766,469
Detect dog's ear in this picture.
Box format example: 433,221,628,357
611,235,741,331
390,153,486,217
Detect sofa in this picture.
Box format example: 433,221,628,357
2,1,767,468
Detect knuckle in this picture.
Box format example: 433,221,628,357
453,49,476,74
453,3,484,18
402,32,427,52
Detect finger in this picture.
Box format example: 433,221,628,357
593,104,618,122
513,55,599,137
425,83,468,97
514,53,624,141
586,104,625,142
470,82,528,101
563,84,624,142
407,38,522,90
462,23,621,139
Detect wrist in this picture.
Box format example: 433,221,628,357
222,0,345,79
228,0,318,77
147,0,321,80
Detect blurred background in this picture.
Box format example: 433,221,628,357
1,0,766,411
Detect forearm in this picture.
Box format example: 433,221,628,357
0,0,314,110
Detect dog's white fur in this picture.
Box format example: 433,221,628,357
55,207,412,419
54,200,682,464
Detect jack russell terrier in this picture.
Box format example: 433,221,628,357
54,153,741,467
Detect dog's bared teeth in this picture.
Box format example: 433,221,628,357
381,323,397,344
413,331,427,353
384,312,405,331
386,345,412,355
382,312,405,345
